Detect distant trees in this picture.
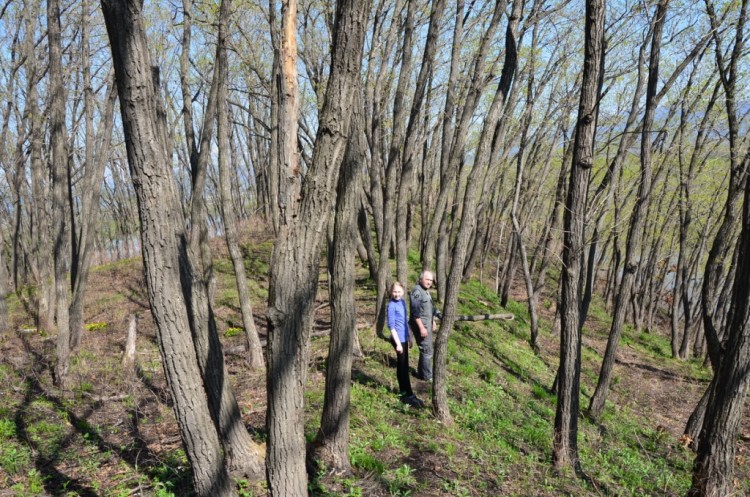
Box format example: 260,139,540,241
588,0,667,421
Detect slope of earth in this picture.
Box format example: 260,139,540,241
0,226,747,496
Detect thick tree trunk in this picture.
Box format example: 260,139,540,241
553,0,604,471
265,0,369,494
312,90,365,474
689,153,750,496
100,1,237,494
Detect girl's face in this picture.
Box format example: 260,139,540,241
391,285,403,300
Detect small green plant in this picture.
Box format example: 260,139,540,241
349,444,385,474
85,321,108,331
225,327,244,338
0,443,32,474
0,418,16,438
385,464,417,496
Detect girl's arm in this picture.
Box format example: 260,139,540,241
391,327,403,353
387,302,403,352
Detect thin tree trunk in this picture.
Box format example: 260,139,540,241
216,0,265,370
0,228,8,334
588,0,665,420
395,0,447,285
553,0,604,471
49,0,72,388
69,72,117,351
374,0,417,334
433,0,519,424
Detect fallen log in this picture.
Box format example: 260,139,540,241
455,313,514,322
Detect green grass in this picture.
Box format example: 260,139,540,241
1,232,733,496
308,274,699,496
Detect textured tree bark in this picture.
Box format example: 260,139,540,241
30,89,54,331
49,0,72,389
700,0,748,372
312,89,365,474
182,0,266,478
689,142,750,497
553,0,604,472
216,0,265,370
0,228,7,334
265,0,369,494
588,0,666,420
100,1,237,494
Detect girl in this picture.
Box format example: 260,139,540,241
387,281,423,407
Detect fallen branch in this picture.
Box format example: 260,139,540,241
456,313,514,322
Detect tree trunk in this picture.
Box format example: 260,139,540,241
700,0,748,372
689,145,750,496
553,0,604,471
374,0,417,334
265,0,369,493
0,229,8,334
312,89,365,474
433,0,519,424
22,0,53,330
100,1,237,494
588,0,665,420
49,0,72,388
69,69,117,351
395,0,447,285
216,0,265,370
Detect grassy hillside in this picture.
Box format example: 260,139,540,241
0,231,747,496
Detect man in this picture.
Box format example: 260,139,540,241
409,270,442,382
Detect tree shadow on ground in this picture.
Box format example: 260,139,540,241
9,332,191,496
351,367,397,395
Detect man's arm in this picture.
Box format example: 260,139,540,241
410,289,428,338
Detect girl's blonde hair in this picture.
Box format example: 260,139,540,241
389,281,404,293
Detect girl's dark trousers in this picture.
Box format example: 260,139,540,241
393,340,413,397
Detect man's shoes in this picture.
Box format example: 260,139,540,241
400,394,425,408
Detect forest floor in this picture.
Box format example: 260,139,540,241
0,223,748,496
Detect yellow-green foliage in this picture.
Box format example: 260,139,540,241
84,322,108,332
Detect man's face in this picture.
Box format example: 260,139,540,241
420,273,434,289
